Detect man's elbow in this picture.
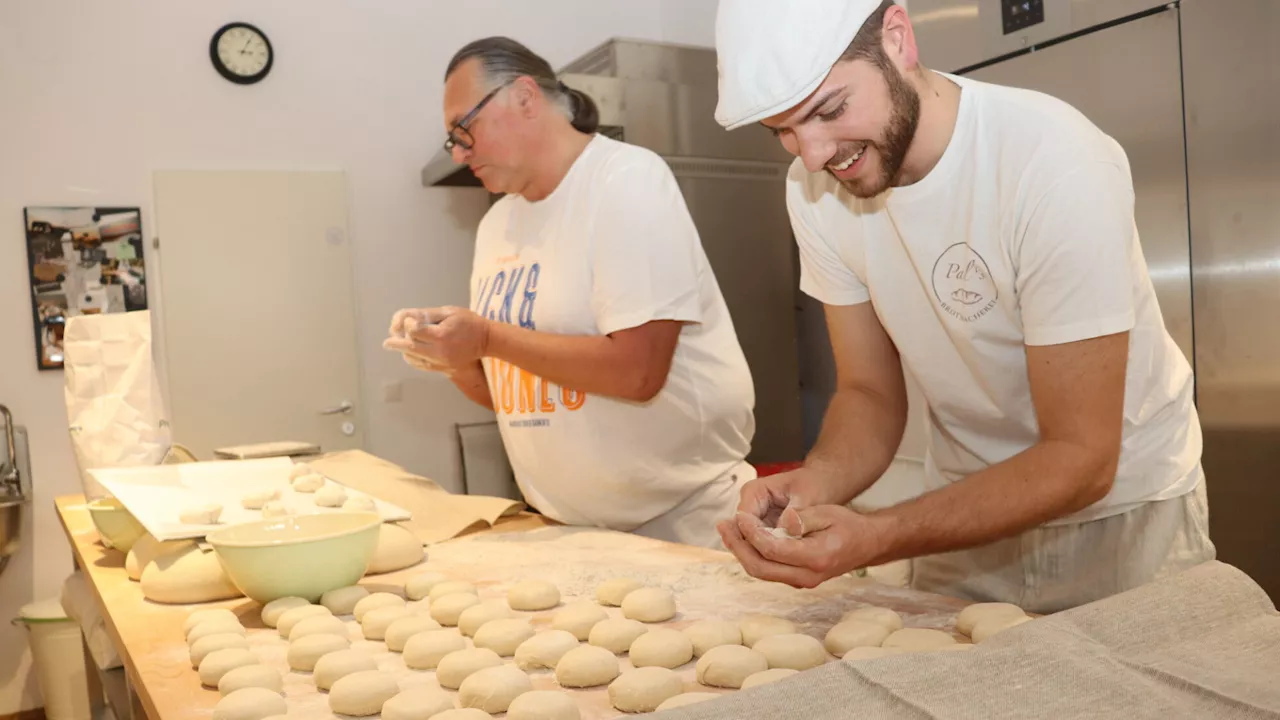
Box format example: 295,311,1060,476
1074,444,1121,508
620,364,670,403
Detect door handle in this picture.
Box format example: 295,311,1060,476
318,401,353,416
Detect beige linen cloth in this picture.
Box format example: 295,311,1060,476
651,560,1280,719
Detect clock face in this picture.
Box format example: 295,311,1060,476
211,23,272,84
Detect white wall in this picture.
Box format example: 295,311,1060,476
0,1,718,712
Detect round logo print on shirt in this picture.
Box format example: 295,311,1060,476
931,243,999,322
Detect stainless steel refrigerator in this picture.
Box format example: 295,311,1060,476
914,0,1280,599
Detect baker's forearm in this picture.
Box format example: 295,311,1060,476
867,439,1117,565
805,385,906,505
486,323,664,402
449,361,494,410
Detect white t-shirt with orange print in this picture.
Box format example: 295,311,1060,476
469,135,756,534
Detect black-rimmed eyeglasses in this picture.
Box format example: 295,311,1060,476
443,81,513,153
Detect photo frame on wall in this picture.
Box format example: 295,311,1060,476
23,206,148,370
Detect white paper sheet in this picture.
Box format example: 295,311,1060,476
89,457,411,541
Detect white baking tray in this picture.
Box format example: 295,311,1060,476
88,457,410,541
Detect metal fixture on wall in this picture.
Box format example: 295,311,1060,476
0,404,30,579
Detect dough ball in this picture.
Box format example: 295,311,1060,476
315,484,348,507
841,606,903,632
507,690,581,720
956,602,1026,637
403,630,468,670
588,618,649,654
609,666,683,713
972,614,1032,643
188,619,246,645
142,543,241,604
458,599,514,637
291,473,325,493
260,596,309,628
514,630,579,671
629,628,694,669
190,634,248,668
458,664,533,713
217,664,282,695
432,711,490,720
621,587,676,623
199,648,258,687
738,614,797,647
185,608,239,635
288,463,313,481
596,578,644,607
473,618,536,657
552,602,610,641
656,692,721,711
430,593,481,626
824,620,892,657
428,580,478,601
436,648,504,690
179,503,222,525
212,687,285,720
289,614,349,641
381,688,454,720
260,501,291,518
287,633,351,671
313,649,377,690
740,667,799,689
507,580,561,611
882,628,958,651
241,488,280,510
695,644,768,688
344,495,377,512
276,605,332,638
684,619,743,657
842,646,907,662
320,585,369,615
126,533,163,581
405,572,449,601
751,633,827,670
352,592,405,622
385,615,442,652
361,606,410,640
328,670,400,717
554,645,620,688
367,523,425,574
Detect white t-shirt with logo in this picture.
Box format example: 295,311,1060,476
788,74,1202,525
470,134,756,531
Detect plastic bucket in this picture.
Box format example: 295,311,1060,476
14,599,92,720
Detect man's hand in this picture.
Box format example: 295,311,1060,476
717,504,895,589
733,466,847,527
384,306,491,368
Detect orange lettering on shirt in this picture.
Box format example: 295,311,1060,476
538,377,555,413
517,368,536,413
499,361,515,414
561,387,586,411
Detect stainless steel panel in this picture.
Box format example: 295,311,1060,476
1182,0,1280,600
966,8,1195,364
670,162,806,463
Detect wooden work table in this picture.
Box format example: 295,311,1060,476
55,494,972,720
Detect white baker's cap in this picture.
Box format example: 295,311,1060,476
715,0,888,130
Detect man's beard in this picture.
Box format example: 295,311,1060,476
833,62,921,198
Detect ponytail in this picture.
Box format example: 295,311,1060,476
447,37,600,134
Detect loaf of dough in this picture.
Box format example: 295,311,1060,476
199,648,258,687
291,473,325,492
260,596,309,628
361,606,410,641
695,644,768,688
241,489,280,510
190,634,248,668
436,648,504,690
507,691,581,720
656,692,720,711
276,605,332,638
608,667,683,713
738,615,797,647
328,670,400,717
589,618,649,654
621,587,677,623
217,664,282,696
313,649,377,691
514,630,579,671
403,630,468,670
629,628,694,669
956,602,1026,637
458,664,533,713
320,585,369,616
382,688,454,720
841,606,903,632
314,484,348,508
882,628,957,651
142,543,242,604
288,614,348,641
179,503,223,525
185,608,240,636
473,618,535,657
430,593,481,626
740,667,799,689
507,580,560,611
188,619,245,645
352,592,405,622
684,619,743,657
596,578,644,607
384,615,442,652
752,633,828,670
824,620,892,657
458,600,514,637
972,614,1032,643
127,534,166,582
260,501,290,518
552,602,609,641
287,633,351,671
288,463,313,481
428,580,477,601
555,645,620,688
344,496,378,512
212,687,285,720
405,572,449,601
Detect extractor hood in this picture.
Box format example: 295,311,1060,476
420,38,790,187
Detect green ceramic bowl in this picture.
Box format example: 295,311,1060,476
86,497,147,553
207,512,381,603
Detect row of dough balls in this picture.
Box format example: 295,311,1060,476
177,464,378,525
